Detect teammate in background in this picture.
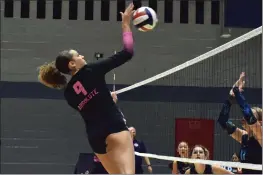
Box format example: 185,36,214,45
217,72,262,174
220,152,242,174
231,153,242,174
38,3,136,174
129,127,153,174
231,153,239,162
185,145,233,174
171,141,191,174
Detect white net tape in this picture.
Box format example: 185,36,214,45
115,26,262,94
135,152,262,170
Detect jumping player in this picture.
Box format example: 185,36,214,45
38,3,136,174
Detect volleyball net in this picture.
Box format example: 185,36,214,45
116,26,262,172
116,27,262,94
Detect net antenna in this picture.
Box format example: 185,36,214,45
113,51,117,92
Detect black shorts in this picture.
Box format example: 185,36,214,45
86,118,128,154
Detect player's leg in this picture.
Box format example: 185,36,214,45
96,130,135,174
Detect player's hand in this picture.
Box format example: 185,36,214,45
238,72,245,92
120,3,135,26
148,165,153,173
230,72,245,97
111,91,118,103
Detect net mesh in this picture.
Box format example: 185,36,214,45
152,34,261,88
117,28,262,171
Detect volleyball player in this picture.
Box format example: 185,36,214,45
218,72,262,174
231,153,239,162
38,3,135,174
185,145,233,174
128,127,153,174
219,152,242,174
171,141,191,174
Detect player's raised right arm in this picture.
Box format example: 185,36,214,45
88,3,135,75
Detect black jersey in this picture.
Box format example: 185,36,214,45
177,161,191,174
189,164,213,174
168,161,191,174
239,134,262,174
64,50,131,115
64,50,132,125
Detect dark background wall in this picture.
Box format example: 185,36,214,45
1,0,262,173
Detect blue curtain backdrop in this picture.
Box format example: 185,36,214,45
225,0,262,28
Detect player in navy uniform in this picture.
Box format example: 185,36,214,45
217,72,262,174
185,145,232,174
129,127,152,174
38,3,136,174
171,141,191,174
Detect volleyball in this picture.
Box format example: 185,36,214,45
132,7,158,32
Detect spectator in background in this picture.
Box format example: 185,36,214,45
128,127,153,174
